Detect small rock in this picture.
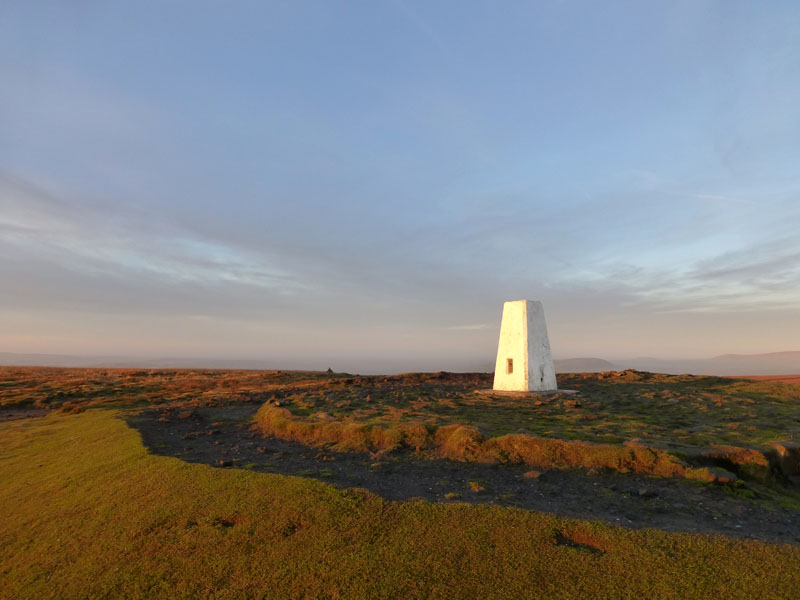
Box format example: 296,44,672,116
708,468,738,483
218,460,232,467
469,481,486,493
523,470,541,479
768,441,800,476
637,487,657,498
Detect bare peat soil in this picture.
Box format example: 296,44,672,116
128,404,800,546
0,407,48,423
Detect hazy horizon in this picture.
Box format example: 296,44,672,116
2,3,799,364
2,348,800,378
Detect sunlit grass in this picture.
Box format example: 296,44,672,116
2,410,800,599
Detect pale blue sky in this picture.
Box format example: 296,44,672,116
1,2,799,371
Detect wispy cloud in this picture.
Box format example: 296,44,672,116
0,173,313,317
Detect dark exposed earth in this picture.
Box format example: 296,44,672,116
128,403,800,546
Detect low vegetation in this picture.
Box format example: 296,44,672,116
250,370,800,450
253,404,722,481
5,367,799,450
3,410,800,599
0,366,338,412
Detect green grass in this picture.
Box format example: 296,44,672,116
260,371,800,450
2,410,800,599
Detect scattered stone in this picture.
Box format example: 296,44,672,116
708,468,738,483
469,481,486,493
637,487,657,498
218,460,232,467
523,470,541,479
209,429,221,435
314,412,333,421
177,411,194,420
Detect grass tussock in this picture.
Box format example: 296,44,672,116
254,404,718,480
255,405,428,454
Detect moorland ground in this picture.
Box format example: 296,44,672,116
2,366,800,598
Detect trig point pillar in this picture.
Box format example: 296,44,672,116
493,300,558,392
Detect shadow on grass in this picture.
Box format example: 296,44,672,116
126,404,800,545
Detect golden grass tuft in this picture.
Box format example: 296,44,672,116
254,403,715,480
434,424,486,461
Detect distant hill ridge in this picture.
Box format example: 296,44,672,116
712,351,800,360
0,351,799,376
553,358,617,373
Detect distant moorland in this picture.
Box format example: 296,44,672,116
1,350,799,375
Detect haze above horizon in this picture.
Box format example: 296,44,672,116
2,2,799,371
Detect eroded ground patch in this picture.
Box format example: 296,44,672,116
129,404,800,545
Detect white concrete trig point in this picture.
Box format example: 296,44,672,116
492,300,559,393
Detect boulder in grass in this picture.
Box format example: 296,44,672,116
768,441,800,477
702,445,772,482
708,468,738,483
